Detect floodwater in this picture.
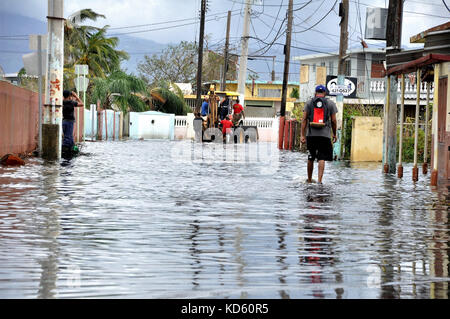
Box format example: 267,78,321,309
0,139,449,299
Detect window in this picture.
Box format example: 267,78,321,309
328,61,334,75
345,60,351,76
258,88,281,98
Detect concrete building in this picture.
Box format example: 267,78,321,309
184,80,299,118
386,21,450,185
293,47,432,110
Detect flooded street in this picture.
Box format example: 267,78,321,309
0,139,449,299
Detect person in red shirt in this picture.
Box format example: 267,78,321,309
220,115,234,142
232,98,245,126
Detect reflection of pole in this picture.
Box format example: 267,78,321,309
42,0,64,160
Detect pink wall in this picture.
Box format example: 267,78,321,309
0,81,39,157
0,81,85,157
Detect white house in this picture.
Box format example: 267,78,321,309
293,47,432,106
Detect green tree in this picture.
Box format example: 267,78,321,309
138,41,237,89
150,81,190,115
91,70,148,113
64,9,129,82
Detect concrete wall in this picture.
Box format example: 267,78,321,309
431,61,450,183
0,81,39,157
350,116,383,162
129,111,175,140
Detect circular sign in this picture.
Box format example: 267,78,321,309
326,78,356,97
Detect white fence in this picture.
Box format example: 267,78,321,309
175,116,188,127
173,115,278,142
243,117,275,128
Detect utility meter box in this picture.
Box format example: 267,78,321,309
365,7,388,40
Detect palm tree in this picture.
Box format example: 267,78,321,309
64,9,129,82
77,27,129,78
91,70,148,113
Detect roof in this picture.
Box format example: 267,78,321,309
386,53,450,76
410,21,450,44
293,48,385,61
208,80,300,85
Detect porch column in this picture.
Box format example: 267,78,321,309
398,74,405,178
412,69,421,182
431,64,440,186
423,82,431,174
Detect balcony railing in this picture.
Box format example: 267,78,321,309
357,77,434,100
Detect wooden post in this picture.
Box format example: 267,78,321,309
105,109,108,141
97,100,102,140
384,0,403,174
113,111,116,140
384,76,390,174
398,74,405,178
278,0,293,150
423,82,431,174
195,0,206,114
289,120,295,150
413,69,421,182
220,11,231,92
284,119,290,150
430,65,440,186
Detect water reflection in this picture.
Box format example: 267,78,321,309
299,184,338,299
0,140,449,299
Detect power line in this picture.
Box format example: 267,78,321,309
292,0,338,33
350,0,450,18
108,13,239,36
108,10,240,30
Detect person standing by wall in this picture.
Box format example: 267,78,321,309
300,85,337,184
62,90,84,152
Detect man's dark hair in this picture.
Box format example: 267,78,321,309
63,90,71,98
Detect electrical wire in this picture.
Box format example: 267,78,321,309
292,0,338,33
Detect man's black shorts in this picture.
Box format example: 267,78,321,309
306,136,333,162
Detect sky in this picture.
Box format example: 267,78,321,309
0,0,449,80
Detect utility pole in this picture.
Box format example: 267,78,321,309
221,11,232,92
278,0,293,149
272,56,276,82
336,0,348,159
195,0,207,114
237,0,252,107
384,0,403,174
42,0,64,160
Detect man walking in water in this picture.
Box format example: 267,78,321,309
300,85,337,184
